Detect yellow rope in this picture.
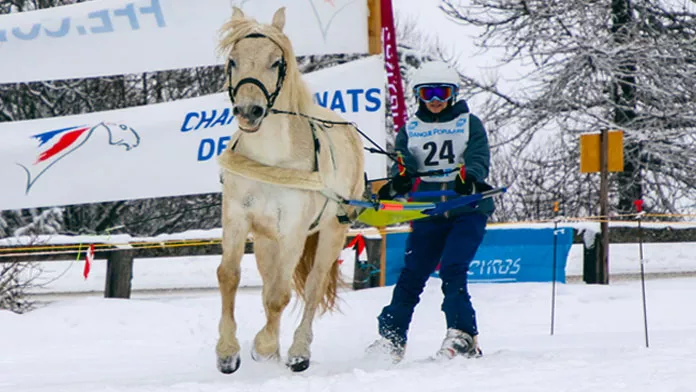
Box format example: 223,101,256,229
0,239,225,254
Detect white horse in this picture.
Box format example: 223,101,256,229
214,7,365,373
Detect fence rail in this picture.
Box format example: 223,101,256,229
3,223,696,298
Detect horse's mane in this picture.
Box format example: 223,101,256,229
218,16,313,114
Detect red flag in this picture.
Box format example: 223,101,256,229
339,234,367,264
381,0,408,133
83,244,95,279
634,199,644,212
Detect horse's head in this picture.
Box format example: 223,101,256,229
97,122,141,151
218,7,311,133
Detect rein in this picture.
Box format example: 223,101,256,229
268,108,394,163
223,33,402,174
222,33,456,223
268,108,460,182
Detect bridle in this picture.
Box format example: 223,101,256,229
226,33,288,118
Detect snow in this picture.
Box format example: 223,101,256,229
3,271,696,391
2,233,696,391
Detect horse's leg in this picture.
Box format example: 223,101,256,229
252,231,307,362
215,212,250,374
287,222,346,372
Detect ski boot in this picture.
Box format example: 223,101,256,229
366,337,406,364
435,328,482,360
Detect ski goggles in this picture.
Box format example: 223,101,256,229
416,84,455,103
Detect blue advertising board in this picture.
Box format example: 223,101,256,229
384,227,574,285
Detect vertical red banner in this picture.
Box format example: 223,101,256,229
380,0,408,133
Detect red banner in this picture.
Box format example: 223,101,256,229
381,0,409,133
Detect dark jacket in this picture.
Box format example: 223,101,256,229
390,100,495,217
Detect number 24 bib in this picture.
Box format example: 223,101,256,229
405,113,470,183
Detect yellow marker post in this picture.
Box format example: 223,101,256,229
579,129,624,285
580,130,624,173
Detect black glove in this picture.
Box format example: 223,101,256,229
378,174,413,200
455,176,493,195
454,176,475,195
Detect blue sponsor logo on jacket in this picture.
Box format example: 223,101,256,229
408,127,465,138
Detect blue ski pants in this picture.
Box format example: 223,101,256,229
377,213,488,345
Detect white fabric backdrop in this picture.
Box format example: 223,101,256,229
0,0,369,83
0,56,387,210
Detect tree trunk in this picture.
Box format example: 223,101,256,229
611,0,641,213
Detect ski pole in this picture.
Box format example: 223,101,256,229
634,199,649,348
551,201,559,336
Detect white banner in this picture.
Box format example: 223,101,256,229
0,56,386,211
0,0,369,84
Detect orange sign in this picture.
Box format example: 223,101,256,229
580,130,624,173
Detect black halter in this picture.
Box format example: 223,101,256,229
226,33,288,116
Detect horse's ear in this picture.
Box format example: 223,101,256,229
272,7,286,31
231,6,245,21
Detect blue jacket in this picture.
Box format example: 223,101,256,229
391,100,495,217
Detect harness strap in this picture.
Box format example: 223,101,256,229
308,120,321,171
308,198,330,231
218,149,325,191
226,33,287,116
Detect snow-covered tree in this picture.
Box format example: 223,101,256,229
10,207,63,237
441,0,696,216
0,261,37,313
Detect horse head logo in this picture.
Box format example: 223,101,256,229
17,121,141,194
97,122,141,151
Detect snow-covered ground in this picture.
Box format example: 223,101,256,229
2,273,695,391
1,237,695,391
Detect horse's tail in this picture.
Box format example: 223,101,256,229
293,232,342,314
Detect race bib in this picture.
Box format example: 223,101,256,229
406,114,470,182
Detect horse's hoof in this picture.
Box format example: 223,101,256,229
251,346,280,362
217,353,241,374
287,356,310,372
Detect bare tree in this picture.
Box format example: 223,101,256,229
440,0,696,216
0,261,37,313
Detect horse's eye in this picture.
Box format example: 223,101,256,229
120,125,127,130
271,60,281,69
228,59,237,68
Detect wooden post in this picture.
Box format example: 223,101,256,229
379,227,387,286
370,179,389,287
583,232,600,284
598,129,610,284
580,130,623,284
105,249,134,299
367,0,382,55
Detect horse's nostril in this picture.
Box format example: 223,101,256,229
250,105,265,120
234,105,265,122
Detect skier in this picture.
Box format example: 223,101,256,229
367,60,494,362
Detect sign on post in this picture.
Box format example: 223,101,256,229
580,130,624,173
579,129,624,285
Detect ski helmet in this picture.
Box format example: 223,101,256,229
410,61,460,90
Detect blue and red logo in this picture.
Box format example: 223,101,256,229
17,122,140,194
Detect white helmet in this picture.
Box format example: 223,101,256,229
410,61,460,89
